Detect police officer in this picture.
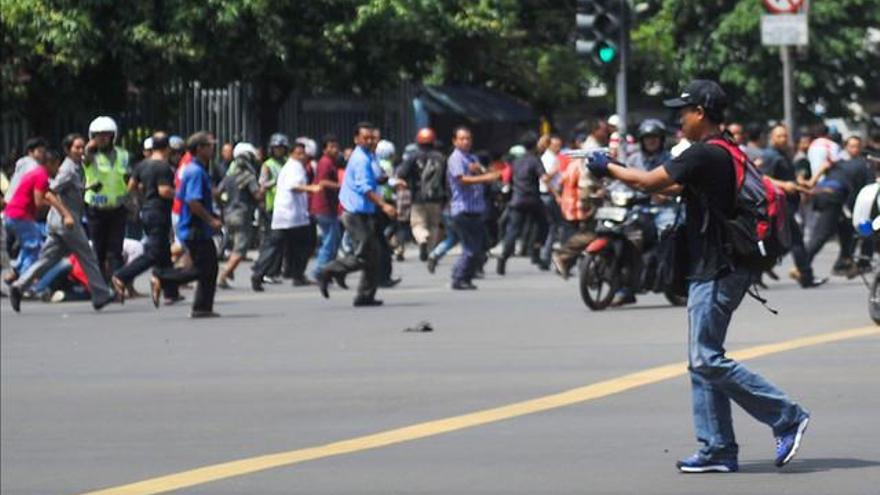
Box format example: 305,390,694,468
83,116,130,279
259,133,289,283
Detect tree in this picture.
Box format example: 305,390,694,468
630,0,880,124
2,0,198,134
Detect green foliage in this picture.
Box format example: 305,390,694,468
2,0,877,133
632,0,880,122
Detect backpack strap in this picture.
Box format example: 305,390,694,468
707,137,746,190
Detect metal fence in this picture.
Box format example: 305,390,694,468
1,80,417,168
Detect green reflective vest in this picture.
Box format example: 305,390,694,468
84,147,130,209
262,157,283,211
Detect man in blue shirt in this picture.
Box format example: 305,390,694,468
318,122,397,306
151,131,223,318
446,126,501,290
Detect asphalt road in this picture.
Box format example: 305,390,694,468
2,247,878,494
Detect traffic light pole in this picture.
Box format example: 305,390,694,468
615,0,629,161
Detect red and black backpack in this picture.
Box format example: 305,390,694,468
708,137,791,271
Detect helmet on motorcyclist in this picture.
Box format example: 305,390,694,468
268,133,290,149
637,118,666,139
233,142,258,161
416,128,436,145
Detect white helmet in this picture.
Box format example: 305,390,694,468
143,137,154,151
376,139,395,160
295,137,318,158
233,142,258,161
88,116,118,139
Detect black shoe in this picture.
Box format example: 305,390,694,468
800,277,828,289
496,257,506,276
251,276,264,292
333,274,348,290
427,257,438,274
292,277,313,287
93,293,119,311
353,298,383,307
419,243,429,262
537,262,551,272
451,280,478,290
395,252,405,262
190,310,221,318
318,271,332,299
164,294,186,306
379,277,402,288
9,286,22,312
831,260,854,276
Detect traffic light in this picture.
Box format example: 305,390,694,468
575,0,624,67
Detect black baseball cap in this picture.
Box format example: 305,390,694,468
663,79,728,113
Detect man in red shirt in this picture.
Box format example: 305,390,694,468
5,150,76,308
310,134,343,280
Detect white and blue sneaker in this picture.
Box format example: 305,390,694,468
676,453,739,473
775,415,810,467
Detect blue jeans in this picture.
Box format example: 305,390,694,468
451,213,485,283
430,212,459,259
688,268,808,459
312,214,341,278
32,258,73,293
4,218,44,275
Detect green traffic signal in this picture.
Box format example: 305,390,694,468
598,45,616,63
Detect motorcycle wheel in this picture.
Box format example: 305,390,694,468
579,252,619,311
664,289,688,307
870,273,880,325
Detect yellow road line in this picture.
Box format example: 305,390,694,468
81,325,879,495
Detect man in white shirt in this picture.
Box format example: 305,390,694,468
539,134,565,268
806,124,841,179
251,142,322,290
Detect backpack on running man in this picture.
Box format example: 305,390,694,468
417,151,447,202
708,136,792,272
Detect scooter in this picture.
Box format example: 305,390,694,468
578,188,687,310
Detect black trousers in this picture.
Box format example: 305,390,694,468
376,212,394,283
86,205,127,278
806,198,851,267
322,212,379,300
155,239,218,312
113,209,178,298
252,225,312,281
501,203,548,260
786,207,812,281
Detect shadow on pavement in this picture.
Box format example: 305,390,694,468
739,457,880,474
615,304,682,311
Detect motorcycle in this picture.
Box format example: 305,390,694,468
578,188,688,310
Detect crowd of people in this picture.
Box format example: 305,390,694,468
1,106,878,316
3,78,880,473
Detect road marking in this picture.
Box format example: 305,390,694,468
81,325,878,495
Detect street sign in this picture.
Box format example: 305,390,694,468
763,0,804,14
761,13,809,46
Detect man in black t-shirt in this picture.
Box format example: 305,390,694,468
112,131,181,303
586,80,810,473
496,131,550,275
